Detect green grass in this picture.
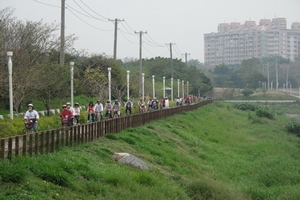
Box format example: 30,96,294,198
0,101,300,199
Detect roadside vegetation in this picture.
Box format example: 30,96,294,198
1,101,300,199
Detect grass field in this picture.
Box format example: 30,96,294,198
0,101,300,199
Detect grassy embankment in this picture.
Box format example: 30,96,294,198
0,101,300,199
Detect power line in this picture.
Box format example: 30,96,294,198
173,44,182,58
67,7,112,31
143,34,164,47
79,0,109,21
33,0,60,8
118,30,137,44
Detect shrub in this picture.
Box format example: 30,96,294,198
241,88,254,97
285,120,300,136
234,103,256,111
255,107,274,120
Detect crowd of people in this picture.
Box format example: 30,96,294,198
24,95,201,131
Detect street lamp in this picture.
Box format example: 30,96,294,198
142,73,145,101
187,81,189,96
7,51,13,120
177,79,180,98
127,70,130,100
182,80,184,98
171,78,173,101
163,76,165,98
152,75,155,98
108,68,111,102
70,62,74,107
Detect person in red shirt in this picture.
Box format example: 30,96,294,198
87,101,95,122
60,104,73,126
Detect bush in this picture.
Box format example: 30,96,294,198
285,120,300,136
234,103,256,111
241,88,254,97
255,107,274,120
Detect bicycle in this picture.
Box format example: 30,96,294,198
113,109,119,118
24,119,34,134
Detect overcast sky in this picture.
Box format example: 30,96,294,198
2,0,300,62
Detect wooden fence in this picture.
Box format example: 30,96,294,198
0,100,212,160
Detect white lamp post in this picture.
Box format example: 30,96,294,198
187,81,189,96
171,78,173,101
178,79,180,98
108,68,111,102
152,75,155,98
70,62,74,107
182,80,184,98
142,73,145,101
7,51,13,120
163,76,165,98
126,70,130,100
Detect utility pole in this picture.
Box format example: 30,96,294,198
135,31,147,96
60,0,65,66
182,53,190,68
166,43,175,78
109,18,124,60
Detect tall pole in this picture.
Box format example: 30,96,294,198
171,78,173,101
109,18,124,60
7,51,13,120
60,0,65,66
187,81,189,96
276,59,278,92
163,76,165,98
152,75,155,98
108,68,111,102
182,53,190,68
135,31,147,96
70,62,74,107
177,79,180,98
182,80,184,98
126,70,130,100
167,43,175,79
142,73,145,101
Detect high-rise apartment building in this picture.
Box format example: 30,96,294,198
204,18,300,65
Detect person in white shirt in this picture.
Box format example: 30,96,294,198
94,100,104,121
73,102,81,124
24,103,40,132
66,102,75,125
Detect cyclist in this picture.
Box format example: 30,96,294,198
125,99,133,115
87,101,95,122
113,99,121,118
73,102,80,125
60,104,73,127
104,100,113,119
24,103,39,132
66,102,74,125
94,100,103,121
139,103,147,113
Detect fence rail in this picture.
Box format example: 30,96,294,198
0,100,212,160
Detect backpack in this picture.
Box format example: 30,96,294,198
152,100,157,106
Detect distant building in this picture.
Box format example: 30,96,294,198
204,18,300,66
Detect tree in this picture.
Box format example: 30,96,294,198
0,7,77,112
